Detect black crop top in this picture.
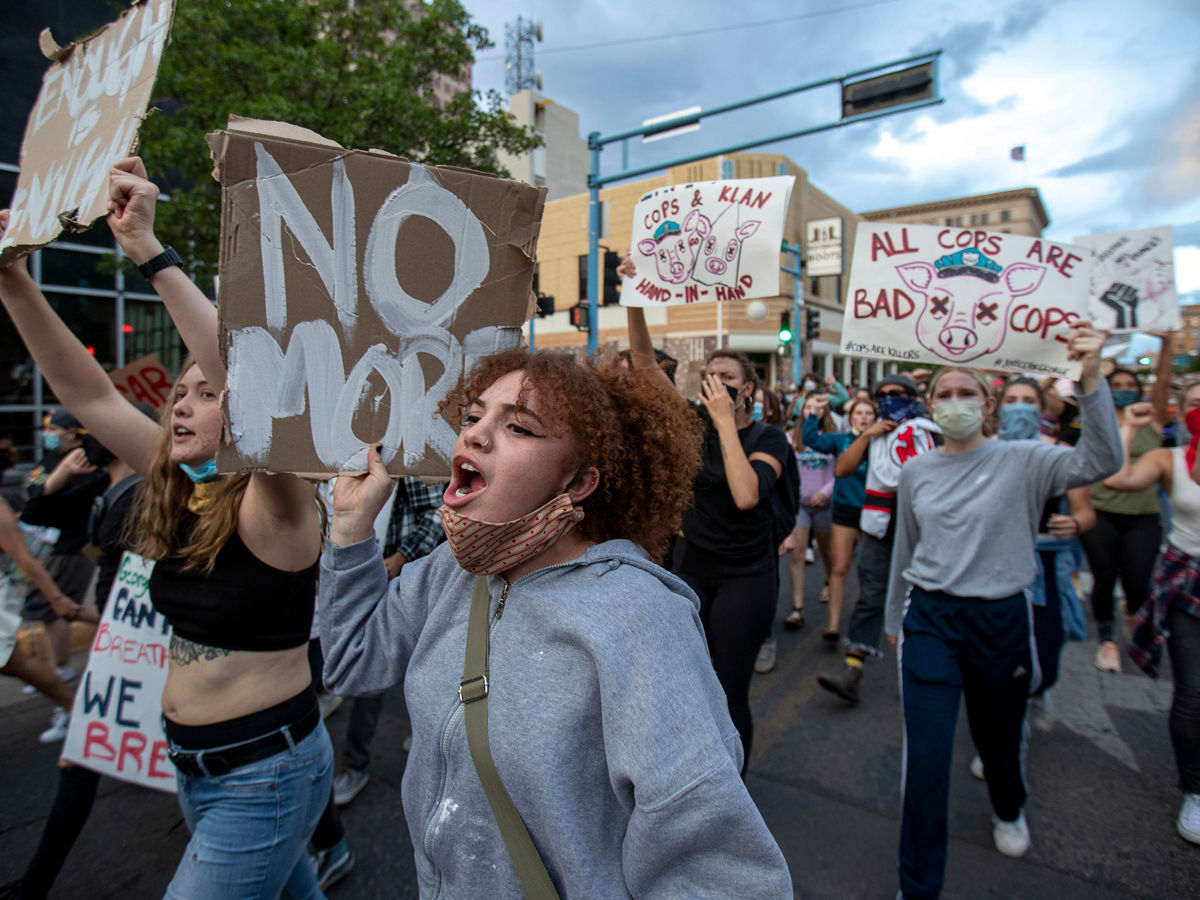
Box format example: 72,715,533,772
149,514,317,652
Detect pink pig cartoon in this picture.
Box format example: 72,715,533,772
896,252,1046,363
637,218,704,285
688,207,761,288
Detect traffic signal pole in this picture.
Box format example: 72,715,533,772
781,245,803,388
584,51,942,355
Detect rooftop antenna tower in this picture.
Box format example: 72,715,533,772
505,17,543,95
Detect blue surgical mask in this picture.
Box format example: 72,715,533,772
751,402,764,422
1111,389,1140,409
41,432,61,452
876,394,916,423
179,458,219,483
998,402,1041,441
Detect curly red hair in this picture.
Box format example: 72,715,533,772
439,349,703,562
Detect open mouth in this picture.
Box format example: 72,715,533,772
444,456,487,507
173,424,194,439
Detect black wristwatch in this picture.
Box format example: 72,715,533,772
137,246,182,280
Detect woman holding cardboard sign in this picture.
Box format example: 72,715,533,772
882,325,1121,900
322,347,791,895
0,157,330,899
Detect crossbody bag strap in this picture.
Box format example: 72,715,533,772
460,576,561,900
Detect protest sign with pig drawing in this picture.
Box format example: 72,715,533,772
840,223,1092,379
621,176,794,306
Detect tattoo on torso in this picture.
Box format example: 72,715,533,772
169,633,232,666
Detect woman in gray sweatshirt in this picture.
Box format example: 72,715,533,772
320,348,792,898
884,322,1121,900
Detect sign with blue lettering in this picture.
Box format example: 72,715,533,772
61,553,175,793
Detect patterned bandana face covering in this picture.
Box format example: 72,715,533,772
439,493,585,576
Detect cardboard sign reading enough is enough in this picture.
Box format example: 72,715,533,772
841,223,1091,378
0,0,174,266
208,119,547,479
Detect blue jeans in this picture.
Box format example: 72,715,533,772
166,724,334,900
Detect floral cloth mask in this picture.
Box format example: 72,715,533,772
439,493,585,576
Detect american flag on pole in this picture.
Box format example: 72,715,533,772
1010,146,1026,161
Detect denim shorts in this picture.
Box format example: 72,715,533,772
166,723,333,899
796,500,832,532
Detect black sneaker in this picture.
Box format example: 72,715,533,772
314,839,355,891
817,663,862,705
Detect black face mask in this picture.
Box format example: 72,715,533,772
80,434,115,468
696,384,745,423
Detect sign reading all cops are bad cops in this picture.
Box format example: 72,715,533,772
841,223,1091,379
0,0,174,266
622,176,795,306
62,553,176,793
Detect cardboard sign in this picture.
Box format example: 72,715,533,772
841,224,1091,378
208,119,546,478
1074,227,1180,332
109,353,173,408
62,553,176,793
621,176,795,306
0,0,174,266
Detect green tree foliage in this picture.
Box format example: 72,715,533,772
139,0,540,283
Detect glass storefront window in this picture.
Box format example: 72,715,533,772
124,298,185,379
41,247,114,291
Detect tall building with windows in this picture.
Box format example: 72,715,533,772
861,187,1049,238
523,151,898,393
496,89,588,202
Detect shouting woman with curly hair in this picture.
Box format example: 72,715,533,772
320,348,792,897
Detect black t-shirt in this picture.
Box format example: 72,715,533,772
93,481,140,612
680,421,790,562
22,469,111,555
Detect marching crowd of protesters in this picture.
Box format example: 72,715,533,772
0,161,1196,900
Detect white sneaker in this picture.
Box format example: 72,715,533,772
56,666,77,683
1028,692,1054,732
1178,793,1200,845
38,709,70,744
993,811,1031,857
969,754,985,781
332,767,369,806
805,547,815,564
755,636,777,674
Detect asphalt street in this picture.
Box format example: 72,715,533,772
1,554,1195,899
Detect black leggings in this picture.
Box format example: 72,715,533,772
18,766,102,899
1078,509,1160,641
672,540,776,776
1031,549,1064,695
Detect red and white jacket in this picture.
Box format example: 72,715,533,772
861,417,939,539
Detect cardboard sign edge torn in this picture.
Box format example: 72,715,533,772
210,122,546,479
0,0,175,267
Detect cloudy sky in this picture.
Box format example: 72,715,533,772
466,0,1200,306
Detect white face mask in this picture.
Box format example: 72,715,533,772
932,399,984,440
803,380,816,392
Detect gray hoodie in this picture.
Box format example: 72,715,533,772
319,538,792,899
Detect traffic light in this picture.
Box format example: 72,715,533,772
535,293,555,318
806,309,821,341
602,251,622,306
569,301,589,331
778,311,793,344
